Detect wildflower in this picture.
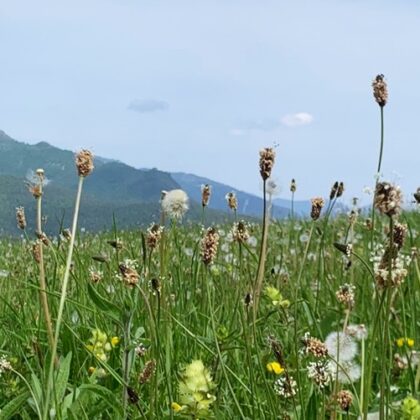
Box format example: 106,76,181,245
325,331,357,362
336,390,353,412
178,360,216,416
111,337,120,347
265,286,290,308
225,192,237,211
231,221,250,244
336,283,356,308
139,359,156,384
266,361,284,375
274,376,297,398
259,147,276,181
135,343,147,357
330,181,339,200
171,402,183,412
307,360,333,388
0,356,12,375
290,179,296,193
16,207,26,230
374,182,402,217
76,150,94,177
86,328,115,362
201,227,219,265
402,396,420,419
146,223,163,250
393,222,408,250
310,197,325,221
396,337,415,348
89,268,103,284
201,184,211,207
372,74,388,107
301,332,328,358
119,260,140,288
161,189,189,220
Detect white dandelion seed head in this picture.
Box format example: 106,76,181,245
345,324,368,341
329,360,361,384
161,189,189,220
325,331,358,362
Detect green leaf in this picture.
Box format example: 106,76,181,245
0,391,30,419
54,352,72,406
87,283,122,324
78,384,123,417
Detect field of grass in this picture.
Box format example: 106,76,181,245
0,78,419,419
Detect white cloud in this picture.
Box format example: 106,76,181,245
128,99,169,113
281,112,314,127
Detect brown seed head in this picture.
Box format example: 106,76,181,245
16,206,27,230
226,192,238,211
201,227,219,265
330,181,339,200
139,359,156,384
310,197,325,221
337,182,345,198
32,241,41,264
146,223,163,250
201,184,211,207
75,149,94,177
119,263,140,288
126,387,139,404
335,283,355,308
336,390,353,412
374,182,402,217
393,222,407,250
231,221,250,244
414,188,420,204
259,147,276,181
302,333,328,358
290,178,296,193
372,74,388,107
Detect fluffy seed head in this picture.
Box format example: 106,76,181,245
259,147,276,181
374,182,402,217
161,189,189,220
325,331,358,362
201,227,219,265
372,74,388,107
75,150,94,177
16,206,26,230
310,197,325,221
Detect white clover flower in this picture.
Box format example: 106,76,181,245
307,360,333,388
325,331,358,362
161,189,189,220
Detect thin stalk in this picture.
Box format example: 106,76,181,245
43,176,84,420
35,190,55,361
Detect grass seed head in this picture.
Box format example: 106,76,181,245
290,178,296,193
75,149,94,177
225,192,238,211
310,197,325,221
201,184,211,207
336,390,353,412
374,182,402,217
259,147,276,181
16,206,26,230
201,227,219,265
372,74,388,107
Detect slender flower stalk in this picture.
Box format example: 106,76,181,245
43,151,93,419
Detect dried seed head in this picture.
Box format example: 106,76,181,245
374,182,402,217
259,147,276,181
89,269,103,284
337,182,345,198
336,283,356,308
302,333,329,358
201,184,211,207
225,192,238,211
414,188,420,204
62,228,72,241
75,150,94,177
161,189,189,220
231,221,250,244
16,206,27,230
28,183,42,198
32,241,41,263
119,262,140,288
290,179,296,193
393,222,408,250
372,74,388,107
36,231,50,247
336,390,353,412
126,387,139,404
330,182,339,200
310,197,325,221
139,359,156,384
146,223,164,250
267,335,285,366
201,227,219,265
107,239,123,250
149,277,161,295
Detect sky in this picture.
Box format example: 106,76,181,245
0,0,419,205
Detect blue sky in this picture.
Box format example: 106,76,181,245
0,0,419,204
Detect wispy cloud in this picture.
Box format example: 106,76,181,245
280,112,314,127
128,99,169,114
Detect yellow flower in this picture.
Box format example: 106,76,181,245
111,336,120,347
397,337,415,348
266,361,284,375
171,402,182,412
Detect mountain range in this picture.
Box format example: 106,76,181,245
0,130,308,235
